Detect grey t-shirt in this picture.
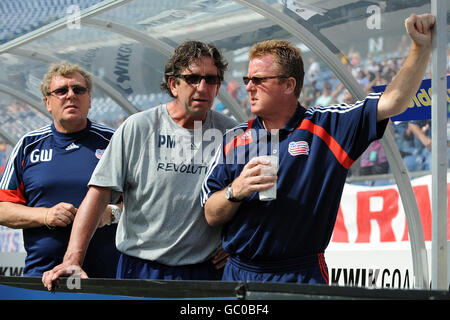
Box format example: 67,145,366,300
89,104,237,265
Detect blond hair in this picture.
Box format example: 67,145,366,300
40,61,93,99
249,40,304,97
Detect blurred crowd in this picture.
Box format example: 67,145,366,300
223,42,450,184
0,142,7,175
1,43,449,181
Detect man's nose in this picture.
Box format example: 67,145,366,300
66,86,76,98
196,78,209,91
245,80,255,92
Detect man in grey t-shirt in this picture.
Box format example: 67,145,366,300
43,41,238,288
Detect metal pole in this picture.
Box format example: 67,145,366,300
431,0,447,290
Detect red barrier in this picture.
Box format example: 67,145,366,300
332,177,449,243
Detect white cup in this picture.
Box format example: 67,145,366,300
258,155,278,201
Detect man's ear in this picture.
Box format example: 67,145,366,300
284,77,296,95
44,96,52,113
215,83,221,97
87,92,92,110
168,76,178,98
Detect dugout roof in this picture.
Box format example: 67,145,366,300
0,0,443,142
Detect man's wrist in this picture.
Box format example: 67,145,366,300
108,205,121,224
62,250,84,267
225,183,242,202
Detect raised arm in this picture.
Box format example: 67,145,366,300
377,13,435,121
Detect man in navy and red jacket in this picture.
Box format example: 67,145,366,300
201,14,435,284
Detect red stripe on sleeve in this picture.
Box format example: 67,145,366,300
0,185,26,204
224,119,255,157
298,119,354,169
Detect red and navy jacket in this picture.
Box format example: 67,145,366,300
0,119,119,277
201,93,388,265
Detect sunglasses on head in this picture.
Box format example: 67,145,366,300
48,85,89,97
176,74,221,85
242,75,289,85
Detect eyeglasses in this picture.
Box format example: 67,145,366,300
48,85,89,97
242,75,289,85
176,74,221,85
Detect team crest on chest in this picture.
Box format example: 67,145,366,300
288,141,309,156
95,149,105,159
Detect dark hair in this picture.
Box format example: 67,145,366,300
160,41,228,97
